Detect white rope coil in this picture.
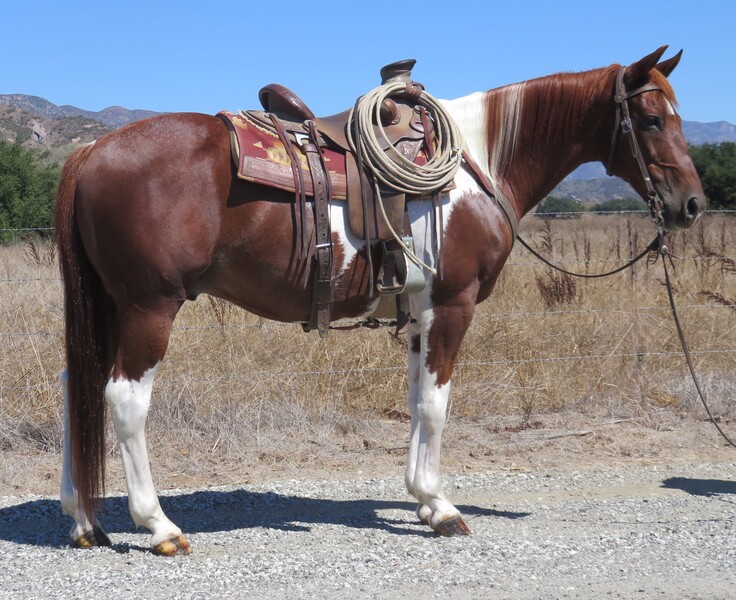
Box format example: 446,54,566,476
346,82,464,195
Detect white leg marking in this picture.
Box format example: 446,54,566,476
60,370,99,541
105,363,182,546
404,321,421,497
402,298,463,528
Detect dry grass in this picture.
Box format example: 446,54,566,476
1,213,735,481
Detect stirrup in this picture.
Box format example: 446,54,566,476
377,236,426,295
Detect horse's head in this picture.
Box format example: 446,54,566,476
605,46,705,229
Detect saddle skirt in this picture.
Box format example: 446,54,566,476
218,109,349,199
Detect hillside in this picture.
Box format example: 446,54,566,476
0,93,733,202
0,94,160,128
551,175,637,202
0,104,113,163
0,95,162,164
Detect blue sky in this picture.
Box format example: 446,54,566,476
3,0,734,123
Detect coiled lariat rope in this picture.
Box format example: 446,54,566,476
346,82,465,275
347,83,464,194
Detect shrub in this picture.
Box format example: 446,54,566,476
591,197,647,213
535,196,585,218
0,140,60,242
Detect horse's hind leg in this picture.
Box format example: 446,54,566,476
106,302,191,556
60,371,112,547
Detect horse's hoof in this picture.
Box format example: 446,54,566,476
72,526,112,548
153,534,192,556
434,515,471,537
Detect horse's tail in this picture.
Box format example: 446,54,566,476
55,143,109,518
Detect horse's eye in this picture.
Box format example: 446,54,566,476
641,115,663,131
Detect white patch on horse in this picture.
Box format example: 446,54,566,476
487,82,525,189
443,83,525,198
329,200,383,316
329,201,359,278
442,92,489,180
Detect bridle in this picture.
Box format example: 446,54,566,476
605,67,666,232
518,69,668,278
526,67,736,449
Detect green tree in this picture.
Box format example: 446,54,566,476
591,197,646,213
689,142,736,210
535,196,585,218
0,140,60,241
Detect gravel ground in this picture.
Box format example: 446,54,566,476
1,461,734,599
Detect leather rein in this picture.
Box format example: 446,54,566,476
522,67,736,448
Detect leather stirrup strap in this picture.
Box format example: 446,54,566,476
351,96,375,295
303,120,334,338
269,113,309,262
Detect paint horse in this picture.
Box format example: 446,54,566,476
56,46,703,555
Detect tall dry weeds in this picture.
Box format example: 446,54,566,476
0,213,734,464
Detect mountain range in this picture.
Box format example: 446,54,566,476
2,94,734,201
0,94,160,128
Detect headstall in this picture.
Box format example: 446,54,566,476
605,67,666,231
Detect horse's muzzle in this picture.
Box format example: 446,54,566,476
664,192,705,230
683,195,705,226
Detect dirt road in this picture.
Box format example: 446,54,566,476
1,458,734,599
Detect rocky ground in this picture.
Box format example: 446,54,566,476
1,415,734,599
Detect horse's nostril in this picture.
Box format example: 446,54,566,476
686,197,701,220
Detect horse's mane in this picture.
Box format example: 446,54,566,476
476,67,614,186
476,65,678,186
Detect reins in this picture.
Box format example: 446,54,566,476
516,234,660,278
659,240,736,448
519,66,735,449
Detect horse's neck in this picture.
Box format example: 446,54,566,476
446,68,614,217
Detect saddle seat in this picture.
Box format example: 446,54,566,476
258,81,413,152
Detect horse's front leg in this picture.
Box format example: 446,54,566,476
404,320,433,526
404,300,474,536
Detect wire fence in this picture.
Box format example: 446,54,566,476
1,213,735,430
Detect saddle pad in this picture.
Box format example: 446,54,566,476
217,110,348,199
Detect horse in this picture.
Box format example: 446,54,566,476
55,46,704,555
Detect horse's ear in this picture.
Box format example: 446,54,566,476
655,49,683,78
624,45,669,87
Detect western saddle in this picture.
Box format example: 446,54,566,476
217,59,455,337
